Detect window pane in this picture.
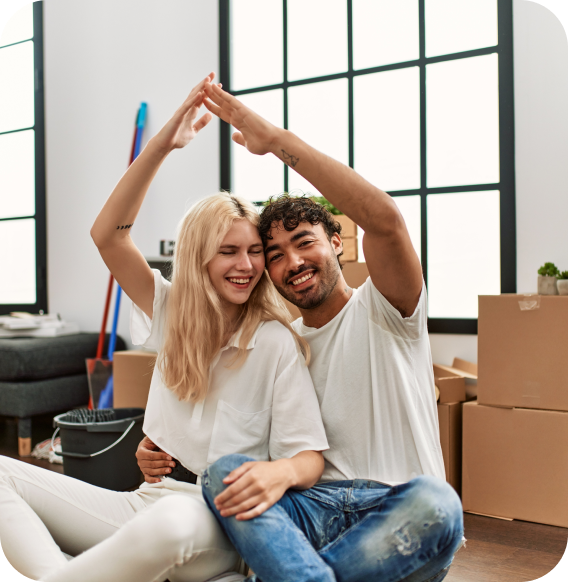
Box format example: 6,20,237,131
354,67,420,192
232,90,284,202
0,41,35,133
0,218,36,304
0,129,35,219
287,0,347,81
427,54,499,188
288,79,348,195
358,195,421,263
353,0,419,70
425,0,498,57
0,3,33,48
427,191,500,318
231,0,283,91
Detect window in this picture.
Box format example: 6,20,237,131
0,2,46,315
220,0,515,333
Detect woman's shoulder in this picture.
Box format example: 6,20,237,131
256,320,298,353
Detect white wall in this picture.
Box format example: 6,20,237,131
429,0,568,365
514,0,568,291
44,0,219,345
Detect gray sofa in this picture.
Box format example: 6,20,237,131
0,333,125,456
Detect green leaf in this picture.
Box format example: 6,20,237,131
538,262,560,277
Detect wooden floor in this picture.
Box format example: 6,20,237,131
448,514,567,582
1,414,566,581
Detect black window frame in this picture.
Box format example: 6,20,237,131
0,1,47,316
219,0,516,334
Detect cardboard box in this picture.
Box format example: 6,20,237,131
334,215,357,238
433,358,477,403
462,401,568,528
340,238,358,263
478,294,568,411
437,402,462,494
284,263,370,319
113,350,156,409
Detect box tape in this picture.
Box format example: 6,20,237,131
519,294,541,311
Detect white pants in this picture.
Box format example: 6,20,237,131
0,456,242,582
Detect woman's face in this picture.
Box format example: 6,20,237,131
207,219,265,307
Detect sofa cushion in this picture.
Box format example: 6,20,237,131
0,333,126,381
0,374,89,417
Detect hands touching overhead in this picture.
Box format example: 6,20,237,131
202,81,281,157
152,72,219,154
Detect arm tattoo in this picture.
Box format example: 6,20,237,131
116,224,133,230
281,149,299,168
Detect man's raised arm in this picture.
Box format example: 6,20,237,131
203,83,422,317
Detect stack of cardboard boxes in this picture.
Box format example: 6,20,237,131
335,215,358,263
462,295,568,528
435,359,477,495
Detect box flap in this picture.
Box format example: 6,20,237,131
435,376,466,404
434,361,477,380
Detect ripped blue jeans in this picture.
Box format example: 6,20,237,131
202,455,464,582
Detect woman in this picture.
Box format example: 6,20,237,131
0,73,328,582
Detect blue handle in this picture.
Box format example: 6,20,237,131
97,375,114,409
107,285,122,360
134,103,147,160
137,102,147,128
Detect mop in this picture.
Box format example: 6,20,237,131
96,102,148,409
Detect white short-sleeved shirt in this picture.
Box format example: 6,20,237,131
130,270,329,476
292,277,445,486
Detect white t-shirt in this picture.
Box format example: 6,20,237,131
130,269,329,476
292,277,445,486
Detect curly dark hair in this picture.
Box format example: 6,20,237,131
258,194,343,266
259,194,342,240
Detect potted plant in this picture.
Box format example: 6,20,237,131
538,262,560,295
557,271,568,295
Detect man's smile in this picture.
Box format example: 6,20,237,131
288,270,317,290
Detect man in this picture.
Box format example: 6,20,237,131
137,82,463,582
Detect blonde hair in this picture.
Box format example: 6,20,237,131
158,192,309,403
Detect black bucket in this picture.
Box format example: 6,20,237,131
52,408,145,491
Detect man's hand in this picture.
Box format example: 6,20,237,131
203,82,280,156
136,436,175,484
152,73,216,154
213,460,294,521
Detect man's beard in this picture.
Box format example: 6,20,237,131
275,254,341,310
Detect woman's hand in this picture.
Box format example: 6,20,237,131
213,451,324,521
152,73,217,154
213,460,293,521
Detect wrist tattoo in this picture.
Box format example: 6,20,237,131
116,223,133,230
281,150,299,168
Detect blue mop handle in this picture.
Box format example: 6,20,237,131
133,102,147,159
107,285,122,361
104,103,145,362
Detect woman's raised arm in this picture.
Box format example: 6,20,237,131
90,73,215,318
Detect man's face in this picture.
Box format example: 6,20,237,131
264,221,343,309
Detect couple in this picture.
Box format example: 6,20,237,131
0,73,462,582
